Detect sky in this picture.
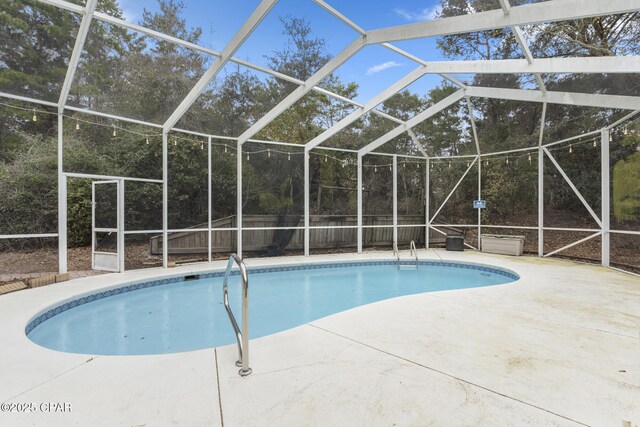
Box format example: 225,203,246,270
113,0,462,102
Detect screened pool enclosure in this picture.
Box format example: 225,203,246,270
0,0,639,276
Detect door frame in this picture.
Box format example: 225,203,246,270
91,179,125,272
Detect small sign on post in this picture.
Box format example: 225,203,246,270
473,200,486,209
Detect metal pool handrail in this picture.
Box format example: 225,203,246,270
409,240,418,268
223,253,252,376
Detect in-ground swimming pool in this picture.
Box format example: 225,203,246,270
26,260,518,355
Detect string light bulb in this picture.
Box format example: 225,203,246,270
268,148,271,158
466,161,470,168
247,153,249,161
112,126,116,137
417,163,420,169
342,161,345,168
173,138,177,146
75,120,80,130
146,136,149,145
593,139,597,148
32,109,37,122
324,155,328,163
506,157,509,165
200,141,204,150
448,161,451,169
609,134,613,143
624,126,629,135
485,159,489,167
389,165,392,171
528,153,532,164
403,162,405,168
374,166,377,173
287,152,290,161
224,145,228,154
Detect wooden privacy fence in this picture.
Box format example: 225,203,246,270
150,215,453,255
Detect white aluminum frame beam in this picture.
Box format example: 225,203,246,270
430,157,478,223
607,110,640,130
163,0,278,131
513,27,547,93
392,155,398,246
498,0,546,93
381,43,466,89
306,66,427,150
466,97,482,247
543,147,602,227
162,131,168,267
543,231,602,258
466,97,481,155
357,154,363,253
311,0,466,89
392,56,640,75
208,136,212,262
425,158,430,248
407,129,430,158
538,102,547,257
304,151,310,256
58,114,66,273
36,0,83,13
0,91,58,108
237,36,366,145
117,179,125,272
366,0,640,44
57,0,98,112
63,172,162,183
601,129,611,266
360,89,466,155
466,87,640,111
0,233,58,239
497,0,510,12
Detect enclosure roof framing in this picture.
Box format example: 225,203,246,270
57,0,97,112
466,87,640,110
236,36,367,145
162,0,278,131
365,0,639,44
358,85,640,156
411,56,640,75
6,0,639,156
497,0,547,93
311,0,467,89
34,0,416,128
360,89,467,156
305,65,428,151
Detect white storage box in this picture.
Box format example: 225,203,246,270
480,234,525,256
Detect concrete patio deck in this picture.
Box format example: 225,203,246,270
0,249,638,426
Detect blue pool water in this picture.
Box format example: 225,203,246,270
27,261,517,355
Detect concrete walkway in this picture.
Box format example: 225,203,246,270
0,250,638,426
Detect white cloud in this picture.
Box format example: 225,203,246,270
121,8,137,22
118,0,139,23
366,61,404,76
394,5,441,22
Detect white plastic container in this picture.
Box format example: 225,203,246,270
480,234,525,256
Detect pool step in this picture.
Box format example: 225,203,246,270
398,264,418,270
